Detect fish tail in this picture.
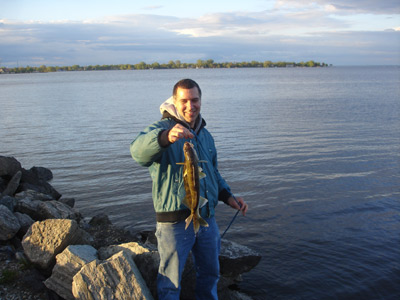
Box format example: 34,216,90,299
198,216,209,228
193,219,200,234
185,214,193,230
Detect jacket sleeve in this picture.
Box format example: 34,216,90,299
130,122,169,167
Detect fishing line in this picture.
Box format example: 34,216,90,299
221,194,242,239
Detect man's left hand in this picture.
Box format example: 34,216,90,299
227,196,248,216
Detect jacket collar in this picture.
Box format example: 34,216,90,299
160,97,206,134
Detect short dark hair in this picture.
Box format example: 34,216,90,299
173,79,202,99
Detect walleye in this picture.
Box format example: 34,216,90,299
177,141,209,234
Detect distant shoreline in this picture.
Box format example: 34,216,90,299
0,59,330,74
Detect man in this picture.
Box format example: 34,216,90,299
130,79,248,300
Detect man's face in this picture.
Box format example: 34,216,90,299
174,87,201,128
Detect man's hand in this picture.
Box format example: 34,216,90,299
227,196,248,216
167,124,194,143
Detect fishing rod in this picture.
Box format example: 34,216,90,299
221,194,242,239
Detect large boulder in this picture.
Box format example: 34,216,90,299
37,200,81,221
14,197,42,220
72,250,154,300
14,212,34,237
0,204,20,240
15,197,80,221
19,168,61,199
219,239,262,278
1,170,22,197
0,195,16,211
98,242,159,298
0,156,21,177
44,245,98,300
22,219,92,269
15,190,53,201
29,166,53,182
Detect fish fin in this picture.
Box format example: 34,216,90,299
176,162,185,165
199,196,208,208
185,214,193,230
199,171,206,179
198,216,209,228
193,220,200,234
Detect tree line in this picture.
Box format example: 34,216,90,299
1,59,329,74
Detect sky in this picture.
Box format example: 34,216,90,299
1,0,399,67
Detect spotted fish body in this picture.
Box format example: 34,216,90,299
177,142,208,234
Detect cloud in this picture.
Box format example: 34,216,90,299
275,0,400,14
0,9,399,67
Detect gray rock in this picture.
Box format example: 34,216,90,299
0,204,20,240
29,166,53,181
0,156,21,177
58,197,75,208
0,195,16,211
1,170,22,197
19,168,61,199
37,200,81,221
15,190,53,201
15,198,81,221
14,212,34,236
14,197,42,220
89,213,112,226
44,245,98,300
72,250,154,300
22,219,91,269
219,239,262,278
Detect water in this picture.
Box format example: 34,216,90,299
1,67,399,299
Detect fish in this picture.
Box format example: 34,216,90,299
177,141,209,234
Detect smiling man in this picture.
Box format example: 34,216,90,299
130,78,248,299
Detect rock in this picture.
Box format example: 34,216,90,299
72,250,154,300
0,156,21,177
14,212,34,237
0,195,16,211
0,204,21,240
1,170,22,197
15,190,53,201
219,239,262,278
0,177,6,192
19,168,61,200
37,200,81,221
15,197,81,221
44,245,98,300
14,197,42,220
98,242,159,298
22,219,91,269
59,197,75,208
29,166,53,181
89,213,112,226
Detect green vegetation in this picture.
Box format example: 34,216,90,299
0,59,329,74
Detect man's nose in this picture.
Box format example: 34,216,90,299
187,101,195,110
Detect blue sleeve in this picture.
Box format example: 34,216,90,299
130,121,169,167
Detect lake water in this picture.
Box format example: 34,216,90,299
1,67,399,299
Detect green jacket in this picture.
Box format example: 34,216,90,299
130,115,232,222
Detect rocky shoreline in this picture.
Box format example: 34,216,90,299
0,156,261,300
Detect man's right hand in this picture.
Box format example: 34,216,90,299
165,124,194,144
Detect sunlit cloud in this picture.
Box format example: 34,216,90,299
0,1,399,67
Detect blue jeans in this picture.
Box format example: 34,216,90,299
156,217,220,300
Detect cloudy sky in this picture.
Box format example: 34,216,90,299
1,0,399,67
